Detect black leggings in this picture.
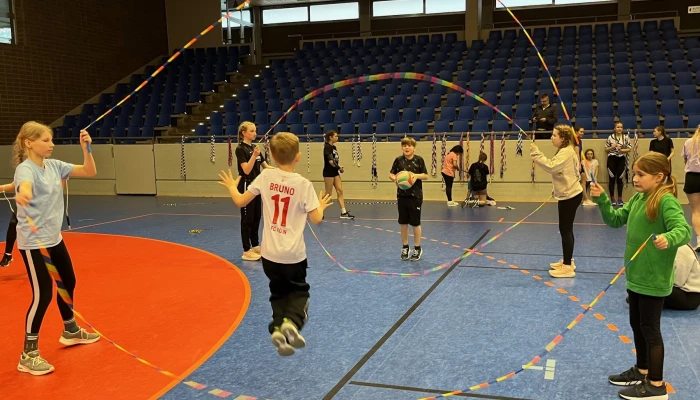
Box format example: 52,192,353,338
5,211,17,254
628,290,665,381
241,194,262,252
442,173,454,202
607,155,626,198
664,287,700,310
20,240,76,335
558,192,582,265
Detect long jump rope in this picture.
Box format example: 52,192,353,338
2,0,646,395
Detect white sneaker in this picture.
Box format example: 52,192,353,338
486,200,497,206
550,259,577,270
280,318,306,349
447,201,459,207
242,250,261,261
271,329,294,357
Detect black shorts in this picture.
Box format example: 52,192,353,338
397,197,422,226
323,168,339,178
684,172,700,194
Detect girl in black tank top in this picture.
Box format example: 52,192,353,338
322,130,354,219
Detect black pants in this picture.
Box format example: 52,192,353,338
20,240,76,335
628,290,665,382
261,257,310,334
241,195,262,252
664,287,700,310
442,173,454,202
5,211,17,254
607,155,626,198
558,192,582,265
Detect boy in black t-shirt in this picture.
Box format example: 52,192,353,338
389,137,429,261
236,121,273,261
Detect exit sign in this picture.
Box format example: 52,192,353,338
690,5,700,13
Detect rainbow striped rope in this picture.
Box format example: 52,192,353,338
421,233,654,399
257,73,533,143
82,1,251,149
307,196,552,278
496,0,575,140
20,214,178,378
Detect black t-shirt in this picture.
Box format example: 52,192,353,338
390,154,428,199
235,142,263,190
468,162,490,190
649,137,674,158
323,143,340,174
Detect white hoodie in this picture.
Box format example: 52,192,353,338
530,145,583,201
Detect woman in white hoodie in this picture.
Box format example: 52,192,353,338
530,125,583,279
666,243,700,310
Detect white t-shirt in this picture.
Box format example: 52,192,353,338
248,168,320,264
582,159,599,182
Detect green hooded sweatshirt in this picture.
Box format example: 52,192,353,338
593,191,691,297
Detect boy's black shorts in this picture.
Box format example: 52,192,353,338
397,196,422,226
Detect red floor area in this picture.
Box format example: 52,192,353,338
0,232,250,399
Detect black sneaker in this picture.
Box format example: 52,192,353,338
410,247,423,261
401,247,409,260
0,253,11,267
340,211,354,220
486,195,495,201
609,366,647,386
618,380,668,400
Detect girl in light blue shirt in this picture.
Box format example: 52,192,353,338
13,121,99,376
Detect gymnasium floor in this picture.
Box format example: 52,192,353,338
0,193,698,400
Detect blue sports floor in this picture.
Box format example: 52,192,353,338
2,194,699,400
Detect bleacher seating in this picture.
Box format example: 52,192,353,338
208,19,697,141
55,19,700,144
54,46,247,143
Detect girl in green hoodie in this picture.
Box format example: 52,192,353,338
591,151,691,400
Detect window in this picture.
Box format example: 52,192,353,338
495,0,553,8
0,0,13,45
310,2,360,22
222,10,252,28
426,0,466,14
373,0,423,17
554,0,613,4
496,0,612,7
262,6,308,25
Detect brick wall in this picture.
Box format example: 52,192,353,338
0,0,168,141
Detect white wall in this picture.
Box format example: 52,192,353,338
0,138,689,203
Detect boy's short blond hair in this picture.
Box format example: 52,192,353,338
270,132,299,165
400,137,416,147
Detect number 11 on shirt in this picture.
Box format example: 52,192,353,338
272,194,290,227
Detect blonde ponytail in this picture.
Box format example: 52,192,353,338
12,121,52,167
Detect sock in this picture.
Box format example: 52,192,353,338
341,208,346,214
414,246,421,250
64,318,79,334
24,334,38,354
402,244,409,249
